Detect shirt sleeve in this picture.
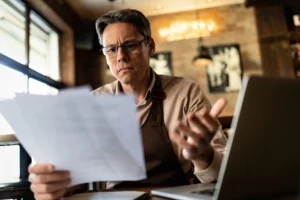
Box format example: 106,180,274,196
192,123,227,183
187,83,227,183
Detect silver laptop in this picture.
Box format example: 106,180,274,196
152,75,300,200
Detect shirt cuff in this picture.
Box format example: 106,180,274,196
193,148,223,183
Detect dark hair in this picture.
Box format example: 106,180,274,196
95,9,151,45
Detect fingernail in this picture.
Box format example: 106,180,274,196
48,165,55,172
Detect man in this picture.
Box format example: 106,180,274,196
29,9,227,200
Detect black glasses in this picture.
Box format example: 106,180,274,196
101,38,147,58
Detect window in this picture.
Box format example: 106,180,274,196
0,0,26,64
29,10,60,81
0,0,64,182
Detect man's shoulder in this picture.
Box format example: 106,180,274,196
159,74,206,102
92,80,118,95
159,74,201,90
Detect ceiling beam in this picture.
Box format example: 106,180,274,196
23,0,83,29
246,0,300,7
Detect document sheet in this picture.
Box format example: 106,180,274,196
0,90,146,186
63,191,148,200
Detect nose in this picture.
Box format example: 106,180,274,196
117,46,129,63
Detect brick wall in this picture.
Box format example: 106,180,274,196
148,4,261,116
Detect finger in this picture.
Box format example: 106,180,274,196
210,98,227,118
30,179,71,193
182,148,200,160
187,113,210,137
176,121,202,145
29,171,70,183
170,130,193,151
199,109,219,134
33,188,67,200
28,164,55,174
171,129,211,161
182,137,208,160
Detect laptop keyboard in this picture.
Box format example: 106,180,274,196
192,188,215,196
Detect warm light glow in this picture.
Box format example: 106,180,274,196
294,15,300,26
156,5,163,10
199,21,206,29
207,22,215,32
159,20,216,42
193,58,212,67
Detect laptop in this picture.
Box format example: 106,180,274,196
152,75,300,200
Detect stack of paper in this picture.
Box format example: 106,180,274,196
63,191,148,200
0,88,146,186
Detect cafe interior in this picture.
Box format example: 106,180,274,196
0,0,300,199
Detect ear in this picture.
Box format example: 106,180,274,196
148,38,156,56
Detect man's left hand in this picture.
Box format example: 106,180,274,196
170,98,227,170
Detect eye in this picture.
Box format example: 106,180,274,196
106,46,118,53
124,43,137,50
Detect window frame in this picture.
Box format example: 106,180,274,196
0,0,65,91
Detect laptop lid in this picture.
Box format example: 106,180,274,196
214,75,300,199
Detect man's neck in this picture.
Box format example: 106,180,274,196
121,69,151,104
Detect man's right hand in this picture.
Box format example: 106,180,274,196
28,164,71,200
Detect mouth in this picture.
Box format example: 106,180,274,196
118,67,134,72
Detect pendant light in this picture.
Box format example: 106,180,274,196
192,37,212,67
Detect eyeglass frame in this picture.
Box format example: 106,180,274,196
101,38,148,57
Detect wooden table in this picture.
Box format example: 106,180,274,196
2,186,299,200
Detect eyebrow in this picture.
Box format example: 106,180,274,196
104,38,142,47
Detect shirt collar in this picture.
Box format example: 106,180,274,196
115,68,156,106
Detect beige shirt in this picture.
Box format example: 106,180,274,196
93,70,227,183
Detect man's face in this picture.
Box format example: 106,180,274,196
102,22,154,85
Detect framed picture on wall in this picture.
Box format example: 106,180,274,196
150,52,172,76
291,42,300,78
294,15,300,27
206,44,243,93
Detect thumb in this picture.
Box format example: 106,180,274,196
210,98,227,118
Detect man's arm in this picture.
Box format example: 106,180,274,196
170,98,227,183
193,126,226,183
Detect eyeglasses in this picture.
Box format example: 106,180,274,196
101,38,147,58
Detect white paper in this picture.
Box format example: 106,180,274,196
63,191,147,200
0,92,146,186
